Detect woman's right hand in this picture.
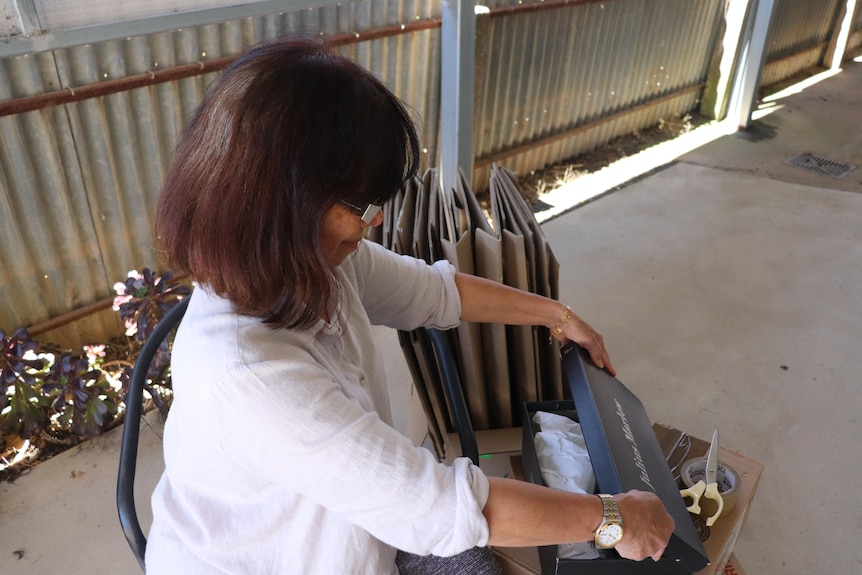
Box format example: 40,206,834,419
613,490,675,561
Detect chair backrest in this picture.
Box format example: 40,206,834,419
424,327,479,466
116,296,190,573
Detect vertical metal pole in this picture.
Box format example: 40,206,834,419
1,0,43,35
730,0,776,130
827,0,858,70
440,0,476,192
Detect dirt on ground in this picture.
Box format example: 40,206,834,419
475,112,712,209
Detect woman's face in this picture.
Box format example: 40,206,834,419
320,203,384,267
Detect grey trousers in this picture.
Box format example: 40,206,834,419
395,546,502,575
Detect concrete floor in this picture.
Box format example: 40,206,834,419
2,57,860,574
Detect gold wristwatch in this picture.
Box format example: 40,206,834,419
594,494,624,549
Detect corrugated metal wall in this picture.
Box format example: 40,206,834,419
0,0,856,347
473,0,725,185
760,0,845,88
0,1,443,347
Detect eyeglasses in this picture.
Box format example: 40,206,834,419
340,200,382,224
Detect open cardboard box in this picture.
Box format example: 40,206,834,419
436,342,762,574
652,423,763,575
497,420,762,575
520,344,708,574
493,547,751,575
496,343,763,575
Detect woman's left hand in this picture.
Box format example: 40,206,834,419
454,273,616,376
553,308,616,376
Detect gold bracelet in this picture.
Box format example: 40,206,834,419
549,305,573,344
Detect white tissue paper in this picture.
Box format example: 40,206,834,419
532,411,600,560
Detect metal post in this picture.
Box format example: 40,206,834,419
0,0,43,36
827,0,859,69
440,0,476,193
730,0,777,130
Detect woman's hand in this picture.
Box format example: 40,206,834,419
552,307,616,376
482,480,673,559
454,272,615,375
613,490,675,561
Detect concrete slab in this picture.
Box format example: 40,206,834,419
0,411,165,575
681,65,862,194
543,163,862,574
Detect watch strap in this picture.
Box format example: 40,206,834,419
595,494,624,548
598,493,622,525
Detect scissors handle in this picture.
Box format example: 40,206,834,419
680,480,725,526
680,480,707,514
702,482,724,526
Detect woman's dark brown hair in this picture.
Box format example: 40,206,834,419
156,36,420,328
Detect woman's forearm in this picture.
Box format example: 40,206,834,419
454,272,565,328
484,477,676,561
483,476,602,547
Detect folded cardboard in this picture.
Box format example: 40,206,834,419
492,547,750,575
520,343,709,575
506,423,763,575
493,545,541,575
504,419,762,575
443,427,522,464
652,424,763,575
720,555,748,575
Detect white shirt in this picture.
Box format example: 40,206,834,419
146,240,491,574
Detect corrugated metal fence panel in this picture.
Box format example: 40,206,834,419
0,46,121,341
0,0,442,347
472,0,725,188
1,0,849,346
36,0,260,30
761,0,844,88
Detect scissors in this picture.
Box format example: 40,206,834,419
679,429,724,527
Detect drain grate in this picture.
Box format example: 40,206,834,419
784,152,857,179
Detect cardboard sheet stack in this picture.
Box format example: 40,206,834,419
368,166,565,458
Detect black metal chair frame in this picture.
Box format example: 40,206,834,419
116,296,190,572
425,327,480,466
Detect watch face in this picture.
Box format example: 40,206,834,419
597,523,624,548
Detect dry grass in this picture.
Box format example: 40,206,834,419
515,112,708,205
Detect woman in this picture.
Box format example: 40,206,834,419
148,36,673,574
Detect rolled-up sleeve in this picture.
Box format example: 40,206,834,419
348,241,462,331
427,457,491,555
